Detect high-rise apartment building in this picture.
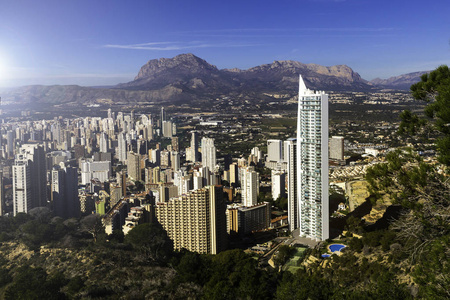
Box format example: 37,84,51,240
271,170,286,200
162,120,173,137
267,139,283,163
99,132,108,153
242,167,259,207
13,144,47,210
127,152,141,181
171,151,180,172
117,132,127,163
190,131,199,162
155,186,227,254
295,76,329,241
51,165,79,218
13,160,31,215
229,163,238,187
161,107,166,123
201,137,216,172
7,130,14,158
330,136,344,161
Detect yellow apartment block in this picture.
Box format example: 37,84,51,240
156,185,227,254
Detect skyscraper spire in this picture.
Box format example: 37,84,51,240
298,75,308,96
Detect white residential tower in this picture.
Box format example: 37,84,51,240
293,76,329,241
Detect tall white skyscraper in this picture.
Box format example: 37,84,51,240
295,75,329,241
99,132,108,153
242,167,259,207
161,107,166,123
190,131,199,162
201,137,216,172
13,144,47,215
117,132,127,163
12,160,31,216
271,170,286,200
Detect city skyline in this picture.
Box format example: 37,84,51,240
1,0,449,87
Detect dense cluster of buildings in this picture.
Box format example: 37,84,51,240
0,104,276,254
0,75,340,254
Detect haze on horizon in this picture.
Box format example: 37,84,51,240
0,0,448,88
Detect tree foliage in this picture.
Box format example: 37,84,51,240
80,214,105,243
274,245,295,267
274,196,288,210
406,65,450,166
4,266,67,300
365,148,436,208
202,249,278,299
125,222,174,263
365,146,449,298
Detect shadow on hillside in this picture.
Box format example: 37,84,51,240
365,205,404,232
329,199,373,239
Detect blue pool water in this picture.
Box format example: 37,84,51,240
329,244,346,252
321,254,331,258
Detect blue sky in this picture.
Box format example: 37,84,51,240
0,0,449,87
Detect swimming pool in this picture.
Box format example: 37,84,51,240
321,254,331,258
329,244,346,253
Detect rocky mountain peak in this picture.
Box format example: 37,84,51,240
134,53,219,81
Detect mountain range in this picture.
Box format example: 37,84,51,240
0,54,428,105
369,71,428,90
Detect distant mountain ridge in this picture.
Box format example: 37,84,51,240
1,54,426,105
119,53,371,94
370,71,429,90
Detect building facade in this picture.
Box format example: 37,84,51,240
296,76,329,240
127,152,141,181
226,202,271,235
241,167,259,207
286,138,297,232
12,144,47,215
271,170,286,200
267,139,283,163
155,186,227,254
201,137,216,172
330,136,344,161
12,160,31,216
